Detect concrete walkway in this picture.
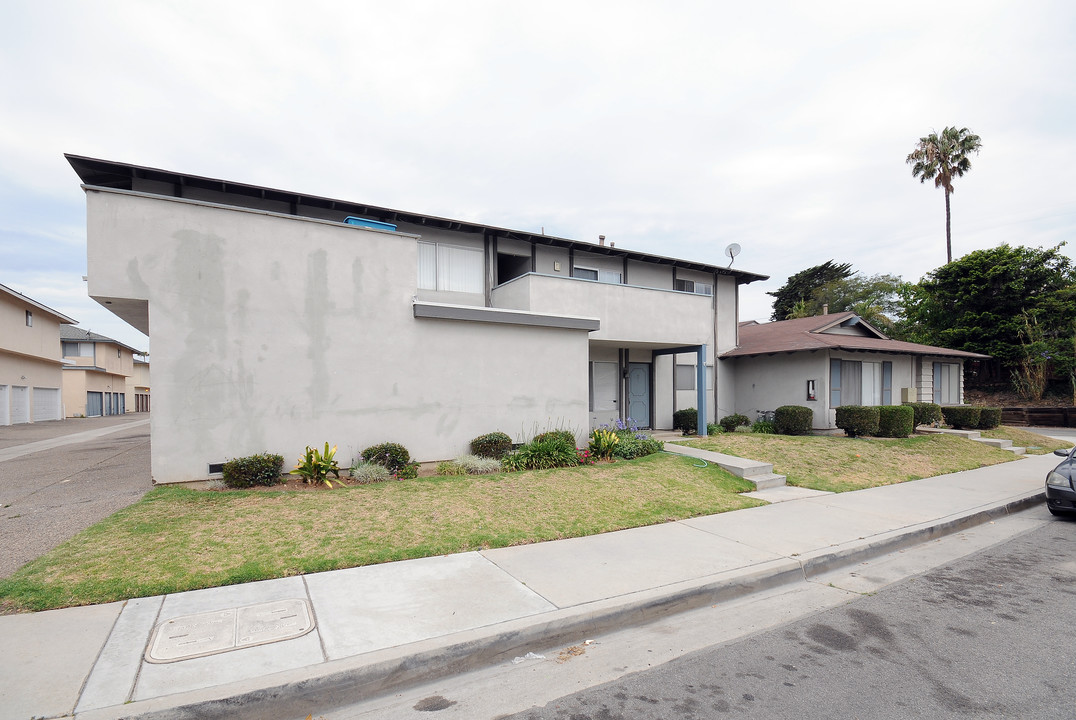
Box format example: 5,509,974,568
0,450,1062,720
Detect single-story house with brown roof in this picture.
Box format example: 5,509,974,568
720,311,988,429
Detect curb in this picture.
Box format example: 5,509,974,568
80,490,1045,720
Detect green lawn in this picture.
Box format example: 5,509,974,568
979,426,1071,455
5,425,1056,613
677,430,1025,493
0,453,759,612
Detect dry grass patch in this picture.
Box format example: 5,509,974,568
979,426,1071,455
0,453,761,612
679,432,1016,493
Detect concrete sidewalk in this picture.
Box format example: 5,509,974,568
0,451,1060,720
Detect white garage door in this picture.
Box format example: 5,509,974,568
0,385,8,426
32,387,61,422
11,386,29,424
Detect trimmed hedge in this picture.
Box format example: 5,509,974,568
775,405,813,435
835,405,879,438
221,452,284,488
977,407,1002,430
673,408,698,434
904,402,942,428
877,405,915,438
470,431,513,459
941,405,982,430
719,413,751,432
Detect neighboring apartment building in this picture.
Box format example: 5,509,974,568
60,326,139,417
68,155,768,484
0,283,75,425
126,357,150,412
722,312,988,429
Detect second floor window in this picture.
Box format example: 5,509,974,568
418,242,483,294
674,279,713,295
574,266,622,284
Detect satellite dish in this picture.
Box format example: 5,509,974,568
724,243,741,267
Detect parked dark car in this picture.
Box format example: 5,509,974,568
1046,447,1076,517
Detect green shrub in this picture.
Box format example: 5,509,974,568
877,405,914,438
361,442,412,474
774,405,813,435
904,402,942,427
673,408,698,434
751,420,776,434
534,429,577,446
719,414,751,432
470,432,513,459
221,452,284,488
706,422,723,435
835,406,879,438
941,406,982,430
977,407,1002,430
611,435,664,460
502,434,579,471
395,462,419,480
350,461,390,483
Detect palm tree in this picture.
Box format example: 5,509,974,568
906,126,982,264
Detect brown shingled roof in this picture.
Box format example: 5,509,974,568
722,311,989,359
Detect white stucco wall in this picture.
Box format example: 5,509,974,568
85,188,590,483
730,351,923,429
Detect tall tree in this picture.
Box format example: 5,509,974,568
898,243,1076,390
768,260,853,321
906,126,983,264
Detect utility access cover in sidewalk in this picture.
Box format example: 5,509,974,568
145,598,315,663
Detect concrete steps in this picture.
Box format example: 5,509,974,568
917,426,1026,455
661,442,787,490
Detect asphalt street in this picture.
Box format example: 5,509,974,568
505,513,1076,720
0,416,152,578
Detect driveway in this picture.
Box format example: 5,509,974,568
0,416,152,578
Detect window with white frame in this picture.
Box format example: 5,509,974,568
25,310,32,327
933,362,960,405
62,341,94,358
417,242,484,293
674,279,713,295
830,359,893,407
574,266,622,284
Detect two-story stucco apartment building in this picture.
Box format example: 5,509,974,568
68,155,978,485
68,155,769,483
0,283,75,424
60,325,141,417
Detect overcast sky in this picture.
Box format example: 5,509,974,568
2,1,1074,352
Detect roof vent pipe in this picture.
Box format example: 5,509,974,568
822,304,829,315
598,235,606,246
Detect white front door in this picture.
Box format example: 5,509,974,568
590,361,619,429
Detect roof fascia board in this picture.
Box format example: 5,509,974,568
67,154,769,285
0,283,77,324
